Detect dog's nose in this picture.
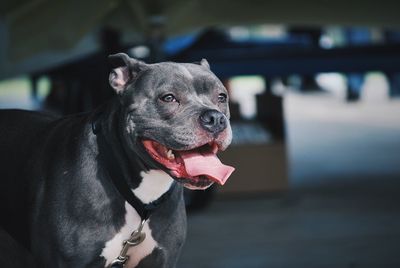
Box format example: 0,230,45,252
199,110,227,134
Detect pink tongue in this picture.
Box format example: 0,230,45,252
180,151,235,185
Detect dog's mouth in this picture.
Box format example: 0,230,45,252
142,140,234,190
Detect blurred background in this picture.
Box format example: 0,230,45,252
1,1,400,267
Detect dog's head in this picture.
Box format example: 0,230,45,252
108,53,234,190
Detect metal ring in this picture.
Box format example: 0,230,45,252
137,219,146,233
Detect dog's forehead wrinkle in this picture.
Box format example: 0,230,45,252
136,63,222,99
142,72,190,94
176,64,193,80
155,62,215,84
155,83,190,96
135,69,183,95
192,75,224,95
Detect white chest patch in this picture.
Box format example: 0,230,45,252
101,170,174,268
133,170,174,204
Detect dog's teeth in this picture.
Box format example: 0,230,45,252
167,150,175,160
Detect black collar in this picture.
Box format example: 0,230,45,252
91,111,176,221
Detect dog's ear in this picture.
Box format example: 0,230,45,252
199,58,210,69
193,58,210,69
108,53,147,94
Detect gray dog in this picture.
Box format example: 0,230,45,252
0,53,234,267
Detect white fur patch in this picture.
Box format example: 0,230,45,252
101,170,174,267
101,202,157,268
133,170,174,204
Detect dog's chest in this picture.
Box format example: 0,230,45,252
101,202,157,268
100,170,174,268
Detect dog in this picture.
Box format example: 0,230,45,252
0,53,234,268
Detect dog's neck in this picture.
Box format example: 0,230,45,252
94,101,144,189
92,100,175,205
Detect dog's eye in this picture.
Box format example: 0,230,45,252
161,94,177,103
218,93,227,103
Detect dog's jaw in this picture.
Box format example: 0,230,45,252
142,139,234,190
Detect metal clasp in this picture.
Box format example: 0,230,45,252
110,219,147,268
